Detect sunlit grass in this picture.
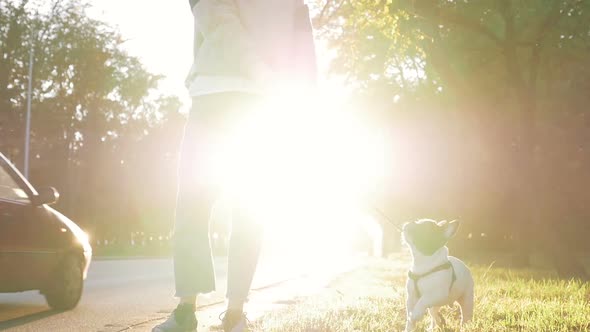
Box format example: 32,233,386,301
252,256,590,332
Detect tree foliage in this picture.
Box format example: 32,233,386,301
314,0,590,107
312,0,590,276
0,0,184,241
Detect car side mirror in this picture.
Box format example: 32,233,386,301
35,187,60,206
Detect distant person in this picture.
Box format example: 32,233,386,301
153,0,316,332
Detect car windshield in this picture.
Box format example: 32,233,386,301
0,164,29,203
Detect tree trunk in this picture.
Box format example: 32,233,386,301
500,0,533,267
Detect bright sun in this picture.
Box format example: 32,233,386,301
206,86,386,259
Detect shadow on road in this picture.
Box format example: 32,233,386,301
0,304,62,330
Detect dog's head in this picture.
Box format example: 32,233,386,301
402,219,460,256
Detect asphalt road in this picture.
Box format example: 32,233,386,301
0,255,313,332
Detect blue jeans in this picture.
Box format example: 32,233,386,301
173,92,264,302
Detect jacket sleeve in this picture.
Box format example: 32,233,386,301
235,0,318,87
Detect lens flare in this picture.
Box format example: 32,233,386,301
210,89,385,258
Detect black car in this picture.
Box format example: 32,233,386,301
0,153,92,310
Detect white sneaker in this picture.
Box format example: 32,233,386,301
152,303,198,332
220,310,249,332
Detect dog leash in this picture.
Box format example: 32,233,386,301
374,208,403,232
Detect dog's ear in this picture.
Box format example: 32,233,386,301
443,220,460,239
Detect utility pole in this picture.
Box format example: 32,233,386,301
24,39,34,179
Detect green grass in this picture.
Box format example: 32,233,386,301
252,256,590,332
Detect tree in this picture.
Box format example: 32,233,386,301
312,0,590,278
0,0,184,242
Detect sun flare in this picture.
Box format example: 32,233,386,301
205,88,386,258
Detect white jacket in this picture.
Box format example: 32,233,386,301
186,0,317,96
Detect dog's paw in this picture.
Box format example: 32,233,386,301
405,317,416,332
410,309,426,323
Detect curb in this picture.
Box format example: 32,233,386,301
93,256,171,261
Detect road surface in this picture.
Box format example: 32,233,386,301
0,252,359,332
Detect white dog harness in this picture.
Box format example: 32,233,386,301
408,261,457,298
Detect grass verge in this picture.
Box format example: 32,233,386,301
251,256,590,331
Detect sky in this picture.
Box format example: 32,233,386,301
87,1,195,103
86,1,343,108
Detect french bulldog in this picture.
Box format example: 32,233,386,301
402,219,474,332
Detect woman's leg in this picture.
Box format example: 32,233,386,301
173,95,227,300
